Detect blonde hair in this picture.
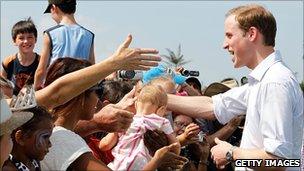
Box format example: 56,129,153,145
226,4,276,46
137,84,167,107
149,76,175,93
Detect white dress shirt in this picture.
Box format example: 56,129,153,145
212,50,303,160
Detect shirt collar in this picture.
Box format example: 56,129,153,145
248,50,282,83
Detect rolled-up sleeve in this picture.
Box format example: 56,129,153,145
259,82,297,159
212,85,248,124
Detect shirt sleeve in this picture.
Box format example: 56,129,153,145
259,82,296,159
144,114,173,134
212,85,248,124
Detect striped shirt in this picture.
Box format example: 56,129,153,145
108,114,173,170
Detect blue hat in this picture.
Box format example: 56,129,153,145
142,65,186,85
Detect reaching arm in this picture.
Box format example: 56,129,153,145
34,33,51,90
142,143,188,171
99,133,118,151
35,35,160,110
166,133,181,155
167,94,215,120
74,104,134,137
206,115,244,147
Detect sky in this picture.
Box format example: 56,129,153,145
1,1,303,86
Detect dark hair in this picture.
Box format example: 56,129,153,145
186,77,202,91
57,3,76,14
11,17,37,41
45,57,91,86
44,57,94,118
101,80,133,103
12,106,52,140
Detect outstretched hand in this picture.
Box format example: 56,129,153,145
154,143,189,169
110,34,161,71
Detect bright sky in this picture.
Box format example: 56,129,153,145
1,1,303,86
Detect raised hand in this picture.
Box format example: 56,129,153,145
178,123,201,146
154,143,189,169
110,34,161,71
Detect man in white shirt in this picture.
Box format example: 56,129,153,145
167,4,303,170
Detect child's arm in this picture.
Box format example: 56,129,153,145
99,133,118,151
1,56,12,78
34,33,51,90
166,133,181,155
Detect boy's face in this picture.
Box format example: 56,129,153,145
14,32,36,54
22,120,53,161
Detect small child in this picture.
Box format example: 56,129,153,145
102,84,180,170
2,106,53,171
34,0,95,89
1,18,40,95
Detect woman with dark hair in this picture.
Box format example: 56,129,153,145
40,58,187,171
40,57,102,171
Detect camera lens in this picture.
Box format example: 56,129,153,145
189,71,199,77
118,70,135,79
181,70,190,76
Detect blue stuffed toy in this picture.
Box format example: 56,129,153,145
142,64,186,85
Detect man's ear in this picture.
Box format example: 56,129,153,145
247,27,258,42
14,130,25,146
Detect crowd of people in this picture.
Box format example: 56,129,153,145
1,0,303,171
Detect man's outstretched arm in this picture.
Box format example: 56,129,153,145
167,94,216,120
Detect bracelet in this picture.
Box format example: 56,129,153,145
199,160,209,166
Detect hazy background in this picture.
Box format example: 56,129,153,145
1,1,303,86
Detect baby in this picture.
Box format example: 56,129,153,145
101,84,180,170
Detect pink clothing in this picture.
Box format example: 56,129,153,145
108,113,173,170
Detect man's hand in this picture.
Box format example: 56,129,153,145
93,104,134,132
210,137,233,169
110,34,161,71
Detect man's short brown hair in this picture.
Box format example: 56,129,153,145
226,4,277,46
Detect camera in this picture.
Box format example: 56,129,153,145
117,70,143,80
181,70,200,77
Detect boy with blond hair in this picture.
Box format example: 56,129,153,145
100,84,180,170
